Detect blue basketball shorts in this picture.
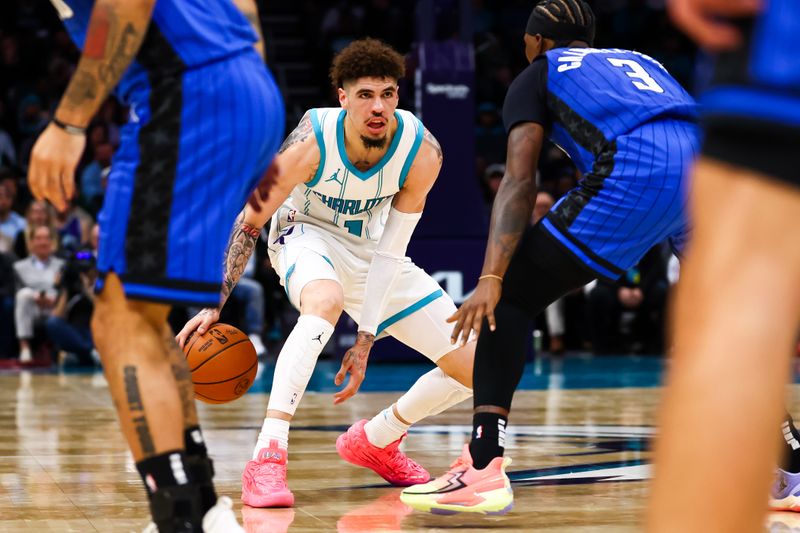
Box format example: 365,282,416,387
701,0,800,186
96,49,285,306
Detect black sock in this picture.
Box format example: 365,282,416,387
781,413,800,473
469,412,507,470
136,450,192,497
184,426,217,512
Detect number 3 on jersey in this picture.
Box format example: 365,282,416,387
343,219,363,237
607,58,664,94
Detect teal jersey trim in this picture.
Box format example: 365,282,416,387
322,255,335,270
376,289,444,336
336,110,404,180
283,263,297,298
398,117,424,189
306,109,326,187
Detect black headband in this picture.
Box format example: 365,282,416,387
526,6,595,46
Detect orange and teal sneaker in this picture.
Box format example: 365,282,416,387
336,419,430,486
400,444,513,515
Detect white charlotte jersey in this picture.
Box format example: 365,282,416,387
269,107,424,252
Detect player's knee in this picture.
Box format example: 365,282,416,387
299,281,344,321
437,342,475,388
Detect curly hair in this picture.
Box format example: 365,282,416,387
329,38,406,89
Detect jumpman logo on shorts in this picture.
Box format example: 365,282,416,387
312,333,324,344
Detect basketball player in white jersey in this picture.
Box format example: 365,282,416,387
176,38,475,507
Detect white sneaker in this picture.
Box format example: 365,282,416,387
19,348,32,364
203,496,244,532
249,333,267,357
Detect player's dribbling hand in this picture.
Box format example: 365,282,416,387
447,277,502,346
668,0,762,51
28,123,85,212
175,307,221,349
333,331,374,404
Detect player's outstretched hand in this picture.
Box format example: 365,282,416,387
247,159,280,212
28,122,84,212
447,277,502,345
176,307,221,349
668,0,761,51
334,331,374,404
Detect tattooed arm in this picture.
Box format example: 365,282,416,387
232,0,266,61
448,122,544,344
176,110,320,346
480,123,543,279
56,0,156,128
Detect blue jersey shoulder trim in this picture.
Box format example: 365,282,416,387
336,110,404,181
306,109,326,187
398,116,425,189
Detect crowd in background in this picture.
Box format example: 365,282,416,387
0,0,696,365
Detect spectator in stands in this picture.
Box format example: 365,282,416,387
0,182,24,254
475,102,506,165
54,198,92,251
13,225,64,363
481,163,504,205
0,169,28,214
0,123,16,169
46,247,97,366
587,245,670,354
13,199,56,259
0,251,16,357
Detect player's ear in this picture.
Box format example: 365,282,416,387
337,87,348,109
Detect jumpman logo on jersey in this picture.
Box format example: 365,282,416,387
325,169,343,185
312,333,324,344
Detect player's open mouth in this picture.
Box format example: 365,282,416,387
366,119,386,135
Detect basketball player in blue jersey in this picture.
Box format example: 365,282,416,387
177,38,477,508
648,1,800,531
27,1,284,531
401,0,701,515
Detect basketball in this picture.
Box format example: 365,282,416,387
183,323,258,404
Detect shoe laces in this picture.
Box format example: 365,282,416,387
246,460,288,491
383,442,423,475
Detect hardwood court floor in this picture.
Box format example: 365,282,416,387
1,360,799,532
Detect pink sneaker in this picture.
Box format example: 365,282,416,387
241,440,295,508
400,444,513,515
336,419,430,486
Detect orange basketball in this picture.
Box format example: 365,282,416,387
183,323,258,404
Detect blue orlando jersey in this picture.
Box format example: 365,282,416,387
49,0,258,103
503,48,699,278
545,48,697,174
504,48,698,175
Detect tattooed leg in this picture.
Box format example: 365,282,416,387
92,273,183,460
163,325,198,428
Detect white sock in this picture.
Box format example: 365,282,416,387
365,367,473,448
253,418,290,459
266,314,334,415
364,407,411,448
